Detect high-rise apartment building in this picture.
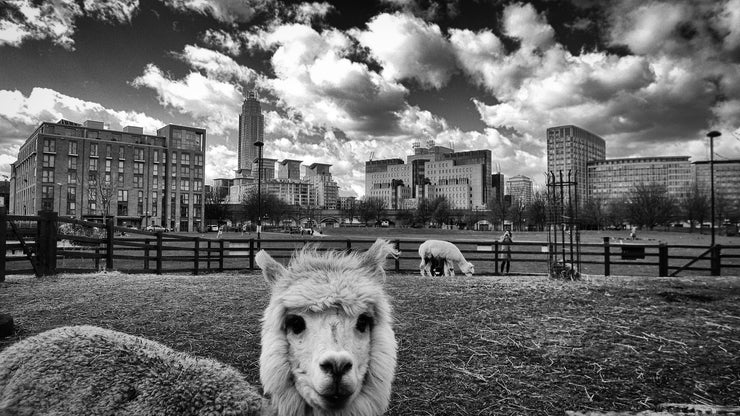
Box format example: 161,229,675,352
546,125,605,207
507,175,533,206
588,156,693,205
237,91,264,177
9,119,206,232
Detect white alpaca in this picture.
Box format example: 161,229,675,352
0,239,399,416
418,239,474,277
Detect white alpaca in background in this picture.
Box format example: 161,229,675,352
418,239,475,277
0,239,400,416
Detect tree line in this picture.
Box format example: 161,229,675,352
205,182,739,231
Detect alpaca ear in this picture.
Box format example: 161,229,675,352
361,239,400,278
255,250,287,285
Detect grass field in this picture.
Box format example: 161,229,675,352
2,270,739,415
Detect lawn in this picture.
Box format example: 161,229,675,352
1,270,739,415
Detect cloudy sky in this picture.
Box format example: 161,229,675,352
1,0,739,196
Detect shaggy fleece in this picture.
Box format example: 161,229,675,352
0,325,263,415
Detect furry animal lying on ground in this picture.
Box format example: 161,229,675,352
418,239,475,277
0,239,400,416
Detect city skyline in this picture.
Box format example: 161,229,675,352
1,0,740,197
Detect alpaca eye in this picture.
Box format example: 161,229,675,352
285,315,306,334
356,314,373,333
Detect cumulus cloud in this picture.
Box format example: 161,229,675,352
0,0,137,49
131,63,243,135
205,144,237,182
253,23,409,137
352,13,457,89
201,29,247,56
502,2,555,50
607,2,689,56
175,45,258,84
161,0,271,24
0,87,165,176
292,2,334,24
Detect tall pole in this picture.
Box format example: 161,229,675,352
707,130,721,248
255,140,264,244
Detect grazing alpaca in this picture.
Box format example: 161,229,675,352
0,239,399,416
418,239,474,277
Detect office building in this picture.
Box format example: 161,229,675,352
9,119,206,232
365,142,492,210
588,156,693,205
237,91,264,177
693,159,740,220
546,125,605,207
507,175,533,206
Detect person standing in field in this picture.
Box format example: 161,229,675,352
500,231,512,275
217,225,224,239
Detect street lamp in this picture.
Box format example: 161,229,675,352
255,140,264,244
707,130,721,248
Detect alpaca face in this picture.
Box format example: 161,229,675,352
283,307,374,411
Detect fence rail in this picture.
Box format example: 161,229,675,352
2,212,739,281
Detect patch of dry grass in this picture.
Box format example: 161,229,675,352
1,272,739,415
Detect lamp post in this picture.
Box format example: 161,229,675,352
707,130,721,248
255,140,264,244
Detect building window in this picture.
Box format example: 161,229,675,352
42,154,55,168
43,138,55,153
193,179,202,192
180,179,190,191
119,147,125,160
180,193,189,218
41,170,54,183
137,190,144,215
118,160,124,173
89,157,98,172
153,150,159,163
152,176,158,189
117,190,128,216
134,148,144,161
68,156,77,170
134,162,144,175
195,155,203,166
133,175,143,188
67,172,77,184
90,143,98,157
106,144,112,158
67,187,76,215
152,164,158,176
180,165,190,176
152,191,158,216
69,140,78,155
105,159,112,172
88,189,97,212
181,153,190,165
117,172,124,186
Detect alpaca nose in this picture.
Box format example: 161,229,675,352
319,352,353,379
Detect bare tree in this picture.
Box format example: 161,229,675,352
681,182,709,232
625,182,676,229
89,171,118,219
358,197,387,226
526,191,547,231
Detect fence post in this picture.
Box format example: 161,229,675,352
603,237,610,277
207,240,212,272
193,237,200,276
658,243,668,277
105,217,114,271
219,240,224,272
394,240,400,273
156,232,163,275
346,239,351,252
494,241,499,275
94,247,100,271
0,213,6,282
249,238,254,271
37,211,57,276
711,244,722,276
144,240,150,270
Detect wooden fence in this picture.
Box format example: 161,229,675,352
2,212,739,281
